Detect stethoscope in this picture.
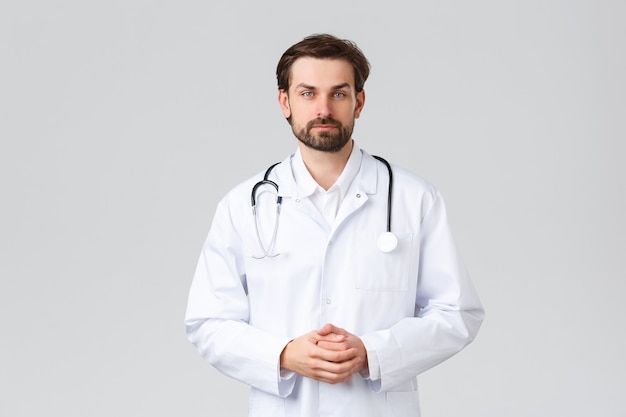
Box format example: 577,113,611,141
251,156,397,259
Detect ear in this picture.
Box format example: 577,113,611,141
354,90,365,119
278,89,291,118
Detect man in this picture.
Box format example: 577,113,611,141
185,33,484,416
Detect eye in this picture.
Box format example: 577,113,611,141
333,91,346,98
302,91,314,98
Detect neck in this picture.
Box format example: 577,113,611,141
299,140,353,190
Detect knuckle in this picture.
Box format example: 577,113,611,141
327,374,342,384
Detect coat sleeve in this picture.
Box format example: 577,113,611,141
184,195,296,397
360,190,484,392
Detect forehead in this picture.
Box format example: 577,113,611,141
289,57,355,90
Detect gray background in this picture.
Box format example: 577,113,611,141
2,1,625,416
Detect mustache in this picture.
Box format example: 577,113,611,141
306,117,341,129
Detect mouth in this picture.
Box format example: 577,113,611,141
310,118,341,129
312,124,338,130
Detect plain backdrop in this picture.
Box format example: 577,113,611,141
1,1,625,416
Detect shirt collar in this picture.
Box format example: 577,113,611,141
291,141,363,198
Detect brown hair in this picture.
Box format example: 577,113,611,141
276,33,371,93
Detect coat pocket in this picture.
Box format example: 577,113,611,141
355,231,414,291
385,390,420,416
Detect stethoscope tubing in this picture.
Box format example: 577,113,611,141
250,155,395,257
372,155,393,234
251,162,282,208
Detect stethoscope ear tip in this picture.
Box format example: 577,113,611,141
377,232,398,253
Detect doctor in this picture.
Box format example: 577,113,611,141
185,33,484,417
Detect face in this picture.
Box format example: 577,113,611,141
278,57,365,153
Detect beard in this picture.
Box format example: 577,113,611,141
291,117,354,153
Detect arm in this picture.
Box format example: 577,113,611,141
361,191,484,392
184,197,295,397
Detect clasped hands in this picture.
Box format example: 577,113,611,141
279,323,368,384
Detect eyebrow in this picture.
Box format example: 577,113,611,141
294,82,353,91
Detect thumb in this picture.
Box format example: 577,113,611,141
317,323,345,336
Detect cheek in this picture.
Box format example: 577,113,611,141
288,107,308,125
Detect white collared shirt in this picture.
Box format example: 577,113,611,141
291,141,363,225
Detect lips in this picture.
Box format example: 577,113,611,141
308,118,340,130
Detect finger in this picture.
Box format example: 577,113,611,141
316,339,349,351
318,323,346,336
313,369,354,384
310,355,363,383
316,323,335,336
313,346,357,363
315,332,345,344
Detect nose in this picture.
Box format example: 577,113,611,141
316,96,331,117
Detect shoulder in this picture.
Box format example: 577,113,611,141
218,154,292,209
390,163,437,193
363,152,439,196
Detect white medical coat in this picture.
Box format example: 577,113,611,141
185,149,484,417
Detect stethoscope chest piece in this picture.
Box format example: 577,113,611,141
377,231,398,253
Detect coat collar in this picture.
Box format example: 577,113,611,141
270,146,380,199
